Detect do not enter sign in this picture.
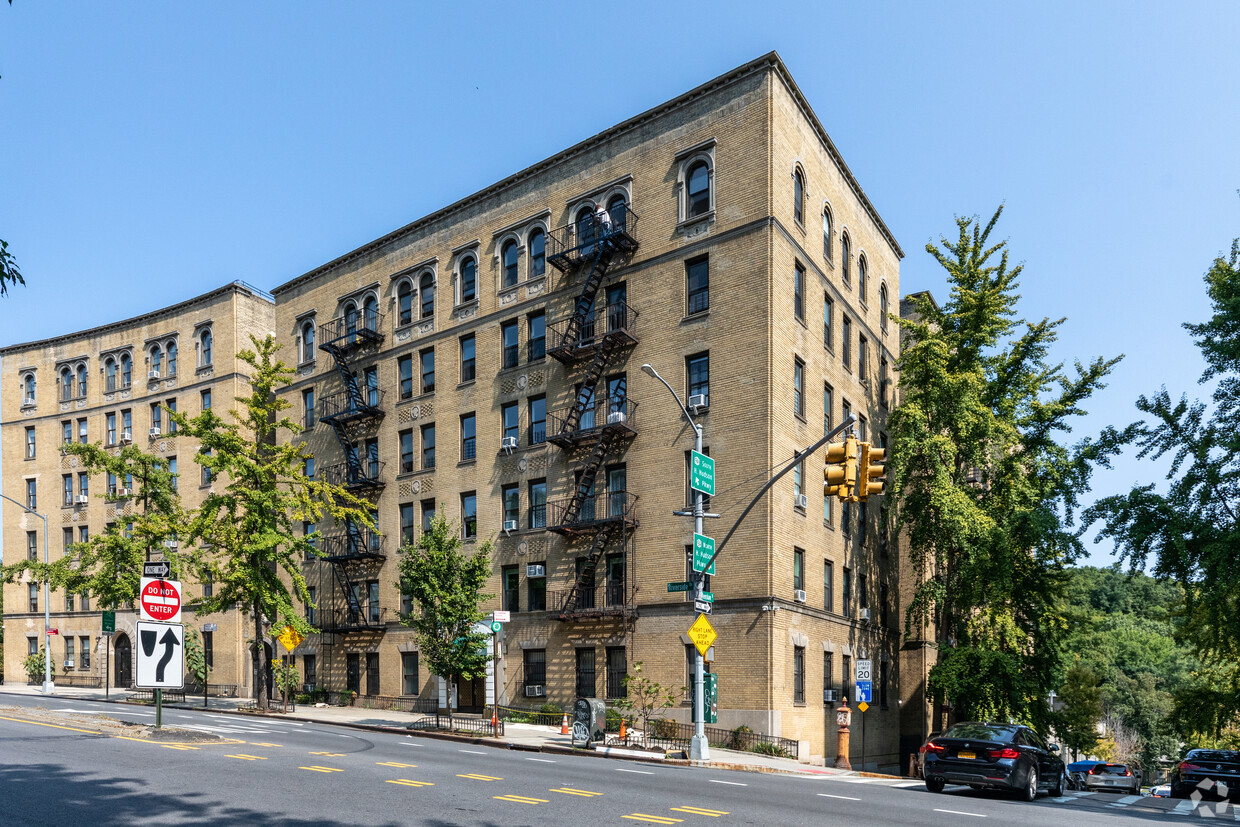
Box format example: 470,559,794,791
139,577,182,624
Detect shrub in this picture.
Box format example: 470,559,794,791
606,708,624,732
537,701,563,714
751,740,790,758
338,690,355,706
729,724,753,750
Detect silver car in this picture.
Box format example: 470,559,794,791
1085,763,1141,794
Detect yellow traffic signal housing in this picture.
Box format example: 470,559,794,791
825,437,859,501
858,442,886,500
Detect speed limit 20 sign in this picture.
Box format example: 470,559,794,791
139,577,182,624
855,659,872,682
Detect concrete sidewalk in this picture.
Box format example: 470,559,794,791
0,683,873,779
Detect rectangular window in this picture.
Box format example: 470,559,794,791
62,528,73,554
686,352,709,405
420,348,435,394
306,586,316,625
824,294,834,350
880,661,889,709
418,422,435,470
461,492,477,539
28,637,38,656
169,456,177,490
528,561,546,611
304,456,315,481
368,580,380,624
366,652,380,696
527,312,545,362
824,652,834,704
107,413,117,445
122,409,132,439
399,429,414,474
460,414,475,461
793,646,806,703
792,460,803,501
203,574,213,598
303,653,316,689
842,316,852,369
501,402,519,444
842,654,852,704
524,649,546,690
27,531,38,561
794,358,805,417
363,366,379,407
502,564,519,613
460,334,475,383
824,561,834,612
302,521,317,559
794,262,805,321
859,573,868,613
858,335,868,381
528,479,546,529
421,499,435,534
66,591,75,612
880,357,890,408
79,526,89,543
25,426,36,458
28,583,38,612
843,567,853,616
201,450,213,486
78,418,88,444
166,398,177,433
575,648,596,699
528,396,546,445
686,255,709,315
78,472,89,499
398,354,414,400
66,637,75,667
501,320,519,370
28,479,38,510
62,475,73,507
81,592,90,611
402,652,419,696
793,548,805,590
399,502,415,546
62,420,72,445
303,388,315,428
606,646,627,699
150,402,162,434
80,636,90,669
201,388,212,410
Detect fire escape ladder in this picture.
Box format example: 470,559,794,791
556,337,620,437
327,419,363,479
559,428,617,526
330,560,364,627
560,250,611,348
559,524,614,614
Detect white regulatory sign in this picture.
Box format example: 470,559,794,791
855,659,873,683
135,621,185,689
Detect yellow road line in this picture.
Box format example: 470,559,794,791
114,735,244,747
386,779,434,787
622,816,683,825
457,773,502,781
161,744,198,750
671,806,729,816
249,742,282,747
310,751,346,756
376,761,418,768
299,765,344,773
0,715,101,734
226,754,268,760
550,787,604,797
494,795,549,804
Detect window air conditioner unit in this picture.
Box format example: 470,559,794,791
525,685,546,697
64,659,74,669
502,520,518,533
117,487,132,498
687,394,708,413
501,436,518,450
859,608,871,621
23,395,35,406
795,494,809,509
606,410,626,425
824,689,837,703
149,427,161,438
794,589,807,603
164,539,179,549
75,494,89,506
149,369,161,380
526,564,545,578
119,432,132,445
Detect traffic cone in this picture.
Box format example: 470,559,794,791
619,718,626,741
491,709,499,734
560,713,569,735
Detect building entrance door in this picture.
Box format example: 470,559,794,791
114,634,132,688
456,675,486,713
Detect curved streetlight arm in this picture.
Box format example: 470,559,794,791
640,364,701,442
0,492,53,694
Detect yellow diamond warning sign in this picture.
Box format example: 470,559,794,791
278,626,304,653
687,613,717,657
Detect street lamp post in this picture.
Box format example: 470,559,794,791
641,363,710,761
0,492,54,694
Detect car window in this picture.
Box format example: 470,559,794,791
1102,765,1130,775
1021,729,1048,750
942,723,1017,742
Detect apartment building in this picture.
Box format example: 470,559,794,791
1,281,274,694
271,53,903,767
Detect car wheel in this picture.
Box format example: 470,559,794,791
926,777,945,794
1019,764,1038,802
1050,771,1064,798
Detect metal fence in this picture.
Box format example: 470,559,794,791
408,713,503,736
636,718,800,757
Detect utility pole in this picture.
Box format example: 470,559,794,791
1,493,53,694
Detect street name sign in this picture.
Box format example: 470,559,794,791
143,560,172,579
687,613,717,657
136,621,184,688
701,591,714,603
690,450,716,497
202,623,217,632
692,533,716,575
139,577,182,623
667,581,691,593
694,599,713,615
101,610,116,634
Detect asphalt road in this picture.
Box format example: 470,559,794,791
0,694,1230,826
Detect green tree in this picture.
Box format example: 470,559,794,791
1086,235,1240,743
1056,663,1103,761
395,510,493,726
184,626,209,706
173,334,372,709
609,662,685,746
889,207,1123,727
0,239,21,296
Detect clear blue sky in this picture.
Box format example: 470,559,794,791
3,2,1238,567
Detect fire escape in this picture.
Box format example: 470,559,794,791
545,207,640,620
316,308,388,634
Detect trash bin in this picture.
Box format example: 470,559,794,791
573,697,606,743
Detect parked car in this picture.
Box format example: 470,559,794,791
1150,784,1171,797
1171,749,1240,800
1067,760,1104,791
1082,763,1141,794
920,721,1066,801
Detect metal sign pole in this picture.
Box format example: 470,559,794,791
105,636,110,700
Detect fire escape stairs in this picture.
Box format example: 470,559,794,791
557,523,615,617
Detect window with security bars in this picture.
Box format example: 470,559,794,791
524,649,546,690
794,646,805,703
402,652,419,696
576,648,596,699
366,652,380,696
606,647,627,699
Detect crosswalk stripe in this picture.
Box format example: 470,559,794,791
1109,795,1143,807
1172,799,1196,815
671,806,728,816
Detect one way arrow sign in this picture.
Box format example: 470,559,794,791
136,621,184,689
143,560,172,579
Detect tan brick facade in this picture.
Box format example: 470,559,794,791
1,282,274,694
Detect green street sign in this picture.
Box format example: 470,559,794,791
101,610,116,634
690,450,716,497
693,533,716,575
701,591,714,603
667,581,691,593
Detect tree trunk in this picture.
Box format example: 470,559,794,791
252,603,268,710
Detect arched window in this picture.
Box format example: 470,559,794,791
166,342,177,377
686,161,710,219
300,319,316,362
502,240,519,289
363,294,378,331
343,301,358,334
150,345,163,376
199,329,213,366
459,256,476,303
841,232,852,284
880,284,889,331
397,280,414,326
858,255,868,304
23,373,35,404
576,206,596,253
419,272,435,319
607,194,628,233
120,353,132,387
76,364,87,398
528,229,546,279
823,206,833,260
61,368,72,400
793,169,804,225
105,358,117,391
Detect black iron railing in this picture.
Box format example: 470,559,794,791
320,527,386,561
546,207,640,272
320,605,388,632
547,301,638,361
318,310,385,351
547,396,637,446
318,389,386,423
546,489,637,531
322,460,385,491
548,582,631,616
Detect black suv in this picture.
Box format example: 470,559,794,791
1171,749,1240,800
920,722,1066,801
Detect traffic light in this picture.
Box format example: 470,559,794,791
825,436,859,501
858,441,886,500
